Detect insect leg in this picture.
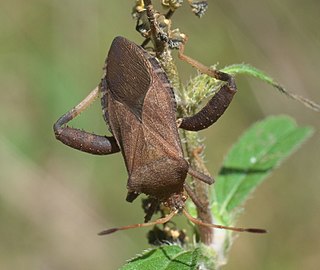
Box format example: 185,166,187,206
143,198,160,223
178,39,237,131
187,167,214,185
184,183,206,212
53,86,120,155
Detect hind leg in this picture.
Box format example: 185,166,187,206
178,39,237,131
54,87,120,155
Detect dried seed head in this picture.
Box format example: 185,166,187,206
162,0,184,10
189,0,208,17
168,29,185,49
132,0,146,19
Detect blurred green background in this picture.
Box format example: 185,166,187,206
0,1,319,269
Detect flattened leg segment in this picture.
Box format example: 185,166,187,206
179,82,236,131
54,127,120,155
53,87,120,155
178,40,237,131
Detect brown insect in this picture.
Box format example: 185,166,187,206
54,36,266,235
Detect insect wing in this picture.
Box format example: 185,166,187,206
102,37,183,175
105,36,151,121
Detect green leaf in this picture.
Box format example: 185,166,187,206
221,64,320,111
221,63,276,85
120,245,201,270
212,115,313,216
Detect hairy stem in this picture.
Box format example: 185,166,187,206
143,0,214,245
183,130,213,244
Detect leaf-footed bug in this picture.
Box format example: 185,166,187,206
54,36,267,235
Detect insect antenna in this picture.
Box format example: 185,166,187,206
98,210,178,236
183,209,267,234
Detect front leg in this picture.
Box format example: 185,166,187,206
178,39,237,131
54,86,120,155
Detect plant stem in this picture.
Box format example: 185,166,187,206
144,0,214,246
183,130,213,245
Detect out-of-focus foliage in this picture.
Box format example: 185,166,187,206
0,1,319,270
